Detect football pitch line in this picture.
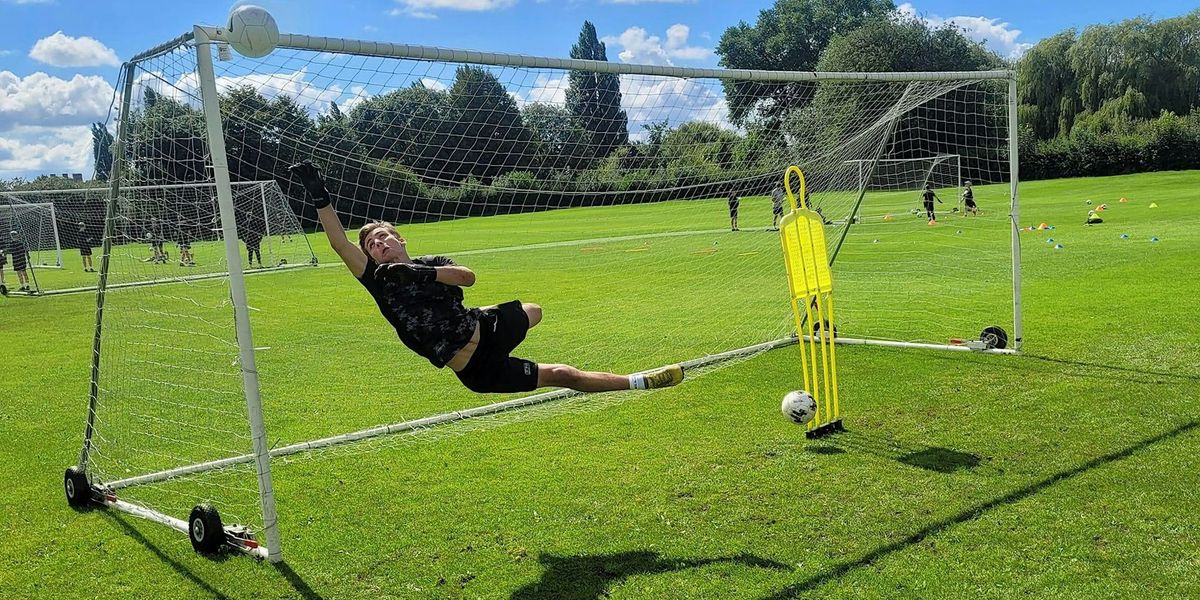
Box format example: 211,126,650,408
24,227,766,297
314,225,772,267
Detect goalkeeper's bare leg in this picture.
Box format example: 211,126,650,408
449,303,682,393
512,304,682,391
538,363,683,392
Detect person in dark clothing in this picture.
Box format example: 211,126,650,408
6,231,31,292
78,222,97,272
285,160,684,394
921,184,943,225
961,180,978,216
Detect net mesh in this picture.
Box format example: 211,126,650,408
1,182,312,295
84,36,1016,541
0,201,62,293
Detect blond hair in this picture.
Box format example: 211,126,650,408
358,221,400,256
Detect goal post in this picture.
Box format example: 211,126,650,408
0,181,315,296
843,154,962,199
1,200,63,269
194,24,280,561
68,11,1021,561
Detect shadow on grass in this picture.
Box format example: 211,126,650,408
104,511,323,599
1022,353,1200,383
812,430,981,474
273,562,324,600
761,420,1198,599
103,511,234,599
510,550,789,600
898,447,981,473
920,348,1200,385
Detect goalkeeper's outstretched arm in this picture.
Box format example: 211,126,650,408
288,161,367,278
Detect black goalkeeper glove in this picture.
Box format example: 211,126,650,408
287,160,331,208
376,262,437,284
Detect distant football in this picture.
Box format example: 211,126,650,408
227,5,279,59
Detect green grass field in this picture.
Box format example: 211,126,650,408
1,171,1198,599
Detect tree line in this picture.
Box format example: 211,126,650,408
1016,11,1200,179
5,1,1197,220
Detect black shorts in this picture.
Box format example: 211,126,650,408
178,242,191,251
11,257,27,271
454,300,538,393
80,247,93,256
964,199,977,209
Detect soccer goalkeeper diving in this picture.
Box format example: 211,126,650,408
286,161,683,394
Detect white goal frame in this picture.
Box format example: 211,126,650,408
842,154,962,198
74,18,1023,563
0,200,64,269
3,181,315,296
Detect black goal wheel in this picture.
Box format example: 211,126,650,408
188,504,226,554
64,466,91,508
812,320,838,339
980,326,1008,350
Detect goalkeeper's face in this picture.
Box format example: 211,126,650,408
364,227,406,263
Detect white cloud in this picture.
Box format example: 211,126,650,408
390,0,516,18
602,24,710,66
133,69,372,118
620,74,733,139
897,3,1033,59
29,31,120,67
0,71,115,131
509,74,569,108
0,125,93,175
0,70,111,176
0,50,14,57
419,78,448,91
339,85,370,114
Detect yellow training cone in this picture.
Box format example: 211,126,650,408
1149,203,1158,208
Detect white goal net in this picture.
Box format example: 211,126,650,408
72,19,1020,561
2,181,314,295
0,200,63,271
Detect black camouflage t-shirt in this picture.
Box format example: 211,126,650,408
357,255,481,368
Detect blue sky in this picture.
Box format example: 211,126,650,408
1,0,1196,180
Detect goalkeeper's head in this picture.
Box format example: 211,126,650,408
358,221,409,263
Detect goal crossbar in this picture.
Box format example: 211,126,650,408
163,26,1016,84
